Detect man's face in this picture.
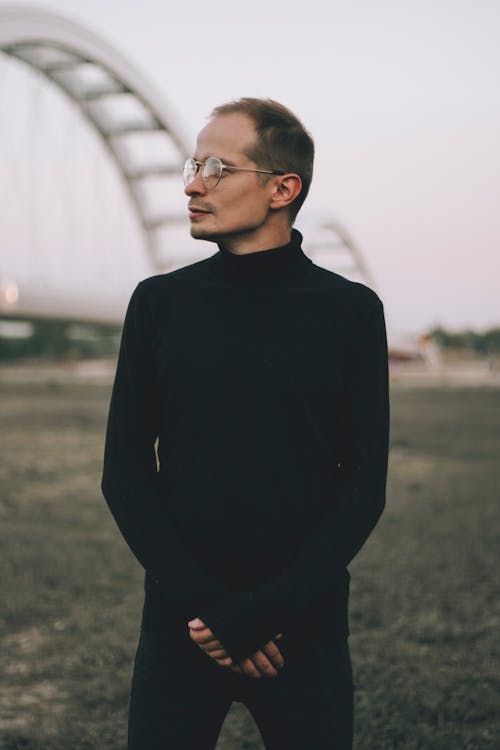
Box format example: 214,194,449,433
185,113,276,244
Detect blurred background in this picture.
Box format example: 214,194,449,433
1,2,499,748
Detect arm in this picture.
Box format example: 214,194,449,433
197,293,390,662
101,281,228,615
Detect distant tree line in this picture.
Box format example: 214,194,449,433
2,319,499,361
0,319,121,361
430,326,500,354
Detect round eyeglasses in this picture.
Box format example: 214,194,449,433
183,157,285,190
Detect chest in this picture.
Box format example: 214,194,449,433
154,288,348,405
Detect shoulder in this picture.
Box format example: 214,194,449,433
121,257,214,336
123,256,215,328
136,255,215,294
306,262,383,313
127,255,216,315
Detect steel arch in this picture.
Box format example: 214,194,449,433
305,220,377,291
0,4,190,271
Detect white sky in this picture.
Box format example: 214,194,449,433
3,0,500,334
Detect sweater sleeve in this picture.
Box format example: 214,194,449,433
101,281,228,615
198,293,390,662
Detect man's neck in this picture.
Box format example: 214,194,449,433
221,225,292,256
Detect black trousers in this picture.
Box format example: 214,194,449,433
128,622,354,750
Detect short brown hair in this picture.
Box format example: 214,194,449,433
211,97,314,223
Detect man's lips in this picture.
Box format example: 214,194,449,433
188,206,211,219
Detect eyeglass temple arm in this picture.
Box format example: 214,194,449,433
224,165,286,176
188,160,285,177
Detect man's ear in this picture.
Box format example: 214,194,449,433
269,174,302,211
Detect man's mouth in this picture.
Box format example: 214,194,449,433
188,205,211,219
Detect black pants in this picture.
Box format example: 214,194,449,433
128,623,354,750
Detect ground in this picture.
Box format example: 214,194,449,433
0,366,499,749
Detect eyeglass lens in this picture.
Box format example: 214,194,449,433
183,158,223,189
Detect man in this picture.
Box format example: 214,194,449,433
102,97,389,749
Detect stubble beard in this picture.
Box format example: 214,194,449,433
190,224,219,243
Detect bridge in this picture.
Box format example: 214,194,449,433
0,5,375,325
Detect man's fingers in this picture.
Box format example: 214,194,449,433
261,640,284,670
250,649,278,678
189,628,215,643
188,631,230,662
192,637,226,656
199,639,224,652
204,637,285,679
188,617,206,630
189,629,221,648
239,657,262,679
213,655,233,666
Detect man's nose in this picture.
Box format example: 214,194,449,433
184,169,206,196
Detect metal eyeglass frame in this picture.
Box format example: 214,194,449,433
183,157,285,189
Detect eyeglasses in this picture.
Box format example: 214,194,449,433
183,157,285,190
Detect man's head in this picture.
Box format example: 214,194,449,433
184,98,314,252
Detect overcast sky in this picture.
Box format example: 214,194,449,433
3,0,500,335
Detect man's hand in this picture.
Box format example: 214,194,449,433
228,635,284,679
188,618,284,678
187,618,233,667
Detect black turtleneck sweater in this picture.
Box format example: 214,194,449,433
101,229,389,663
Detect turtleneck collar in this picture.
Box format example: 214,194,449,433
210,228,312,287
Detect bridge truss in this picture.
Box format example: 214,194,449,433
0,6,375,324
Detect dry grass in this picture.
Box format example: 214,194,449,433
0,376,499,749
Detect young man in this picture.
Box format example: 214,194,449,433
102,98,389,749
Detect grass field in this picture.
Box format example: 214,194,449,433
1,373,499,749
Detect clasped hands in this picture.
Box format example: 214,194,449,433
188,617,284,679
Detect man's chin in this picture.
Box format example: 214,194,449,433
190,224,218,243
